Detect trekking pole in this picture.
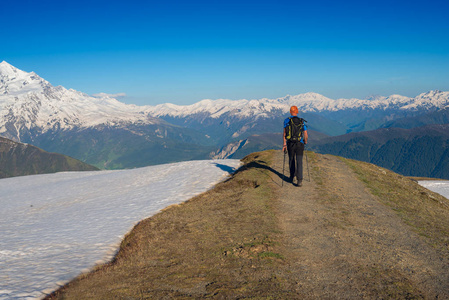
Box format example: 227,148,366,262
305,145,310,182
282,149,286,187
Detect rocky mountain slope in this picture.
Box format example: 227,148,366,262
0,61,163,141
210,129,328,159
0,136,98,178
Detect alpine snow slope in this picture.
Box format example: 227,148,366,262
419,180,449,201
0,61,160,140
1,61,449,168
0,159,240,300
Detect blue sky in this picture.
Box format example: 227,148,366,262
1,0,448,105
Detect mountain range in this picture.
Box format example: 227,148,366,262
1,61,449,177
0,61,215,168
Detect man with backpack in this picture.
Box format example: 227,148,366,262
283,105,308,187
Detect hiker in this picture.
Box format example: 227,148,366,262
283,105,308,186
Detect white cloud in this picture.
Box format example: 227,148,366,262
92,92,127,99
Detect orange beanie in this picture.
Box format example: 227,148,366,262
290,106,298,115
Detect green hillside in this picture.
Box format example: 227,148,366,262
311,124,449,179
30,125,214,169
0,137,98,178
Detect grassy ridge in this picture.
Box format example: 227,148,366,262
343,157,449,253
46,150,295,299
45,150,449,299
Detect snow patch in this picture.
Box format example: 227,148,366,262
418,180,449,200
0,159,241,299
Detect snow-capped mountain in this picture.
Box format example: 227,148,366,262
0,61,157,142
142,91,449,145
146,91,449,119
2,61,449,140
144,89,449,140
1,61,449,169
0,62,218,168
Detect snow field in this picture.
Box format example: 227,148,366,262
0,159,241,300
418,180,449,200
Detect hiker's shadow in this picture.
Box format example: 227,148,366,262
213,163,238,174
233,160,286,186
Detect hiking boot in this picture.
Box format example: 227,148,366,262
295,178,303,187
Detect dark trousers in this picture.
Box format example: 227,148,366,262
287,141,304,181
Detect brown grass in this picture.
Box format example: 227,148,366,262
342,157,449,253
45,150,295,299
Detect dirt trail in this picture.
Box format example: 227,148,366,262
271,151,449,299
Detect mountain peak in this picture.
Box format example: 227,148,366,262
0,62,48,96
0,62,161,141
0,61,36,80
0,60,13,67
420,90,445,97
0,61,23,77
365,95,385,101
